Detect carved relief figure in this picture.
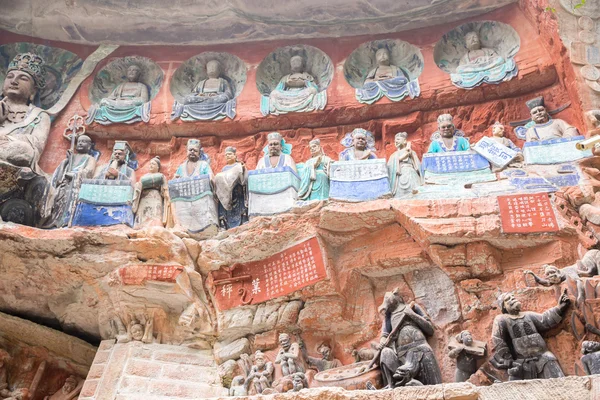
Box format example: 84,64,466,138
174,139,212,179
448,330,486,382
377,288,442,388
451,30,518,89
95,141,136,183
275,333,304,377
290,372,307,392
298,138,332,201
43,376,82,400
46,135,96,228
356,48,418,104
170,139,217,233
214,147,247,229
229,375,250,397
132,156,171,228
0,53,50,175
490,292,569,380
255,132,297,171
117,314,157,344
86,64,151,125
339,128,377,161
581,341,600,375
387,132,421,197
172,59,236,121
261,55,326,116
525,97,579,142
302,342,342,372
489,122,523,167
427,114,470,153
247,351,274,394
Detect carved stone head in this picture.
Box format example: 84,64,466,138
267,132,283,156
492,122,505,137
206,60,222,79
437,114,455,138
149,156,161,173
308,138,323,157
75,135,93,154
317,342,332,360
254,350,266,368
187,139,202,162
278,332,291,350
62,376,79,394
457,330,473,346
375,48,391,67
498,292,521,315
464,31,481,51
131,323,144,341
352,130,368,151
582,340,600,354
378,287,404,315
290,56,305,74
543,265,563,284
526,97,549,124
126,64,142,83
394,132,408,149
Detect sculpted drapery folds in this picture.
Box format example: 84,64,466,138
132,156,171,228
214,146,248,229
387,132,421,198
298,138,331,201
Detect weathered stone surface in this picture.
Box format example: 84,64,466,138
213,338,251,364
1,0,515,46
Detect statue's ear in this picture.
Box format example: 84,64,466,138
392,287,400,295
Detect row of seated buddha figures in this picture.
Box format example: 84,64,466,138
83,21,520,124
226,281,600,396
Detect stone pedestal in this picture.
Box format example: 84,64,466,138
248,167,300,216
169,175,218,234
72,179,134,227
329,159,391,202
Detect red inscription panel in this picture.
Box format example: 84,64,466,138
498,193,559,233
119,264,184,285
211,237,327,310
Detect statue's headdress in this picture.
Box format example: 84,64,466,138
395,132,408,139
187,139,201,149
526,96,545,111
225,146,237,154
437,113,454,125
263,132,292,155
341,128,376,150
309,138,321,146
8,52,47,89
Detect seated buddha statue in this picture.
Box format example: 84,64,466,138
86,64,151,125
172,59,236,121
260,55,327,116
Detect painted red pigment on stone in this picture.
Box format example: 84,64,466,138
210,237,326,310
119,265,184,285
498,193,560,233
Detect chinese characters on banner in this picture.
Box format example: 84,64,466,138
118,264,184,285
498,193,559,233
211,237,327,310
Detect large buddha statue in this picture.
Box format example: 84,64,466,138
171,59,236,121
427,114,470,153
260,55,327,116
0,52,50,175
451,31,517,89
356,48,417,104
86,64,151,125
524,97,579,142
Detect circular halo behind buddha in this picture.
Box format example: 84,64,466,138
433,21,520,89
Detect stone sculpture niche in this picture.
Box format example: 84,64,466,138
433,21,520,89
170,52,246,121
257,45,333,116
86,56,163,125
0,42,83,110
343,39,423,104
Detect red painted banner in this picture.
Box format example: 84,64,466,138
210,237,327,310
119,264,184,285
498,193,559,233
